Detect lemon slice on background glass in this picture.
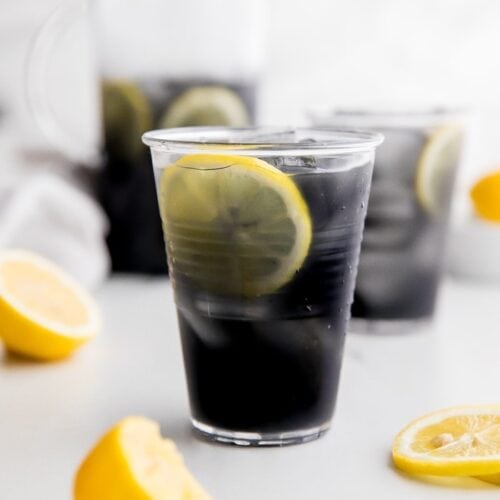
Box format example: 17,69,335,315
392,405,500,477
415,123,463,215
159,154,312,297
102,80,152,160
74,416,211,500
0,250,100,360
470,170,500,222
159,86,250,128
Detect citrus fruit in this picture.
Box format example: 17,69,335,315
415,123,463,215
159,154,312,297
476,473,500,486
470,170,500,222
392,405,500,476
74,416,211,500
102,80,152,160
159,86,249,128
0,250,100,360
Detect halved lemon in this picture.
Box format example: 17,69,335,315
159,86,249,128
0,250,100,361
159,154,312,297
470,170,500,222
392,405,500,476
74,416,212,500
415,123,463,215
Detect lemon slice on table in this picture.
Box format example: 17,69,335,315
159,154,312,297
392,405,500,477
470,170,500,222
74,416,212,500
0,250,100,361
102,80,152,160
415,123,463,215
159,86,250,128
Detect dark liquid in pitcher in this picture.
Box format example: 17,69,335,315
96,78,256,273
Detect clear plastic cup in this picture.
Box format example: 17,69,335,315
143,127,382,445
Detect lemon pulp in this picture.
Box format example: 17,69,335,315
393,405,500,476
0,250,99,360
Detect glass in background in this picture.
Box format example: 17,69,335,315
311,109,464,332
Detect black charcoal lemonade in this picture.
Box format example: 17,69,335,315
353,123,462,326
97,79,256,273
143,128,383,446
311,111,463,329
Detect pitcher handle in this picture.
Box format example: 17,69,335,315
25,0,99,164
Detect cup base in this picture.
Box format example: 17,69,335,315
349,317,432,335
191,418,330,447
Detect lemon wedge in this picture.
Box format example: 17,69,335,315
415,123,463,215
74,416,212,500
159,154,312,297
470,170,500,222
0,250,100,360
392,405,500,476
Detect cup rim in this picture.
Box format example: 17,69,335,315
142,126,384,156
309,106,466,129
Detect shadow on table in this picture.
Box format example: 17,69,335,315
159,417,193,445
394,468,498,490
0,347,71,370
159,417,253,452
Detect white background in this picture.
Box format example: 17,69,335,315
2,0,500,186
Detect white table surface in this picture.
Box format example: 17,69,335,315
2,276,500,500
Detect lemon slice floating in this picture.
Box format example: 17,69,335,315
470,170,500,222
160,86,249,128
392,405,500,477
159,154,312,297
102,80,152,160
0,250,100,361
74,416,211,500
415,123,463,215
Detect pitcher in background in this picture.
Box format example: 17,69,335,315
28,0,265,273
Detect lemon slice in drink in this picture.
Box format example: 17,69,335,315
102,80,152,160
0,250,100,360
415,123,463,215
159,86,249,128
159,154,312,297
392,405,500,476
74,416,212,500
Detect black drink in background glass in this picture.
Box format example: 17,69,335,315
311,111,463,331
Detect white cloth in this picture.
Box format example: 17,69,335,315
0,171,109,290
